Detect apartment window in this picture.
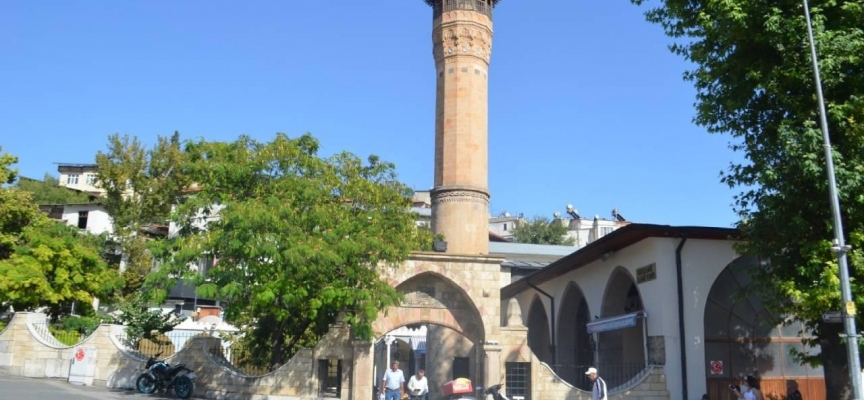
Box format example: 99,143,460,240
198,255,215,276
86,174,97,185
600,227,614,236
77,211,89,229
66,174,79,185
503,223,508,231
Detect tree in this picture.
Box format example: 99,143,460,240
147,133,426,369
95,132,191,297
0,220,119,312
15,174,94,205
631,0,864,397
512,216,576,246
0,147,119,313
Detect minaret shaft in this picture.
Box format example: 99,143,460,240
430,9,493,255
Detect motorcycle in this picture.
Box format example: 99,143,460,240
483,384,510,400
135,351,197,399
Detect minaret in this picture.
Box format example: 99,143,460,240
425,0,499,255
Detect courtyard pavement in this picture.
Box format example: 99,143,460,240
0,373,179,399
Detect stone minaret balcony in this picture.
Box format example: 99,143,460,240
423,0,502,19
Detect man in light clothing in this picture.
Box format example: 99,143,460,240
382,361,405,400
585,367,607,400
407,369,428,400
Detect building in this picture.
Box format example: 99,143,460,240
56,163,104,197
39,203,113,235
502,224,826,400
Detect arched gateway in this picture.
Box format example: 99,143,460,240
349,253,506,400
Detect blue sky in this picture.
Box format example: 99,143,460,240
0,1,745,227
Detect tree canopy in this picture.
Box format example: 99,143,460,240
631,0,864,397
147,133,427,369
512,216,576,246
0,147,118,314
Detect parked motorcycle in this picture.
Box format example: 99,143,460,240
483,384,510,400
135,351,197,399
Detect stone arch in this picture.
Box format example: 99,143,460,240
372,271,485,346
526,295,552,365
703,256,825,399
556,281,593,389
597,266,646,387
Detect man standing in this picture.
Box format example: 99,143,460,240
382,361,405,400
585,367,607,400
407,369,429,400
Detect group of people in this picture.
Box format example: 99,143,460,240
382,362,803,400
381,361,428,400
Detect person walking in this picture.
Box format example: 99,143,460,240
407,369,429,400
382,361,405,400
585,367,607,400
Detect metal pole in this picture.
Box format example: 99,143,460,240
802,1,863,398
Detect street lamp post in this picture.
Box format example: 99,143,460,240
802,0,863,398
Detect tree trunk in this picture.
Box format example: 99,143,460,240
270,322,287,371
819,320,854,400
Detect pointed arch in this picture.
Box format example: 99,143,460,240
596,266,646,388
703,256,825,399
556,281,593,389
526,294,552,365
372,271,485,345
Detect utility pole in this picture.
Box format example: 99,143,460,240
802,0,863,398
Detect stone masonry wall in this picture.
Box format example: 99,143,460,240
0,312,355,400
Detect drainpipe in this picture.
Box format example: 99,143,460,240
675,237,688,400
526,278,556,368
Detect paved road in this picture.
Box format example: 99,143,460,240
0,373,173,400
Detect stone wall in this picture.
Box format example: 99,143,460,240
0,312,356,400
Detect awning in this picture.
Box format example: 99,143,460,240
410,337,426,355
586,311,646,334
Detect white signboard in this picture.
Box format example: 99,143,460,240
68,346,97,386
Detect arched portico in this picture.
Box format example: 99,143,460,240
526,295,552,365
556,282,593,389
703,256,825,399
594,266,646,389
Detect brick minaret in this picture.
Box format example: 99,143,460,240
425,0,499,255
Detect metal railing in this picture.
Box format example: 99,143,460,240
552,363,648,391
117,330,270,376
31,321,87,346
433,0,493,20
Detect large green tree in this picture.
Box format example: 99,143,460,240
631,0,864,397
0,147,119,313
147,133,426,369
95,132,190,296
15,174,94,205
512,216,576,246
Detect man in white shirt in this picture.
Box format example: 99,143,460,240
382,361,405,400
585,367,607,400
407,369,428,400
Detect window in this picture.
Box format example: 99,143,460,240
600,227,614,236
86,174,98,185
503,223,508,231
452,357,470,380
66,174,79,185
318,359,342,397
198,255,215,276
505,362,531,400
77,211,89,229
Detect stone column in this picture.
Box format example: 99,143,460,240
351,340,374,400
483,343,502,396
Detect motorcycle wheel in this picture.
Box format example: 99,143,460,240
173,375,194,399
136,373,157,394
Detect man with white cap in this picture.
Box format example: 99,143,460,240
585,367,607,400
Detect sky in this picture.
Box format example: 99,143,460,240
0,1,746,228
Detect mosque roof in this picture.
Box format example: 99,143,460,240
500,224,739,298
